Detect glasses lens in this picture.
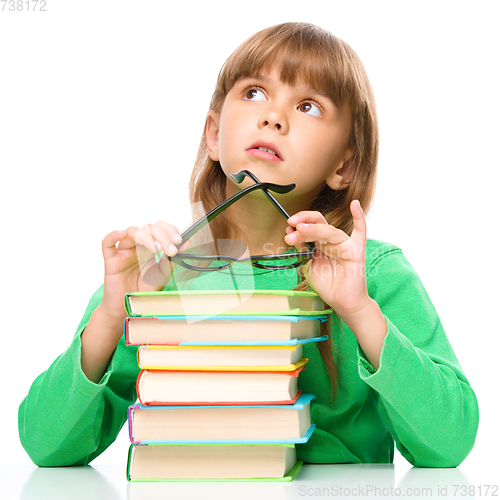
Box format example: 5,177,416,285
178,255,234,271
175,240,250,271
252,249,314,270
252,256,302,270
171,240,313,272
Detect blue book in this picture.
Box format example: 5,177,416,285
125,314,329,346
128,394,316,445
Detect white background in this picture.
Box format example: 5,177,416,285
1,0,498,477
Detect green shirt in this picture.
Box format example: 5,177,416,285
18,239,479,467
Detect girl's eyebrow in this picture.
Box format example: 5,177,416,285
238,74,270,84
239,74,335,104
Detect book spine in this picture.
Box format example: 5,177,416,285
124,294,132,316
127,406,136,443
126,444,133,481
137,366,305,376
139,390,302,407
136,371,145,406
131,424,316,445
137,358,308,372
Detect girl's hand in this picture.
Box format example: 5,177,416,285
285,201,388,369
284,200,370,319
99,222,189,325
81,222,188,383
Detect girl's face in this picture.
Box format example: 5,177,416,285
206,66,354,204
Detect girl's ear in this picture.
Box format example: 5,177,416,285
326,150,355,191
206,110,220,161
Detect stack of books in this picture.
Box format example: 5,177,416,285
124,289,330,482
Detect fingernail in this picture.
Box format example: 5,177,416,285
173,233,183,244
153,241,162,253
168,244,177,256
288,216,298,224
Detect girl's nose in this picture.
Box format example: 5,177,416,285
259,108,289,134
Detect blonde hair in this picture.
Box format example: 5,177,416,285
188,22,379,399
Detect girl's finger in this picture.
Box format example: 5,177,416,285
151,222,184,257
286,222,348,246
102,230,128,261
287,211,327,227
135,223,179,256
134,224,159,254
349,200,367,247
117,226,140,250
286,211,329,249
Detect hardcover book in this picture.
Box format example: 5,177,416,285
136,366,305,406
128,394,315,444
127,443,302,481
136,344,307,371
124,290,328,317
125,314,329,346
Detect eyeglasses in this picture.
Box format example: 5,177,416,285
166,170,316,272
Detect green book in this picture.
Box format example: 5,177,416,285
125,289,330,317
127,443,303,482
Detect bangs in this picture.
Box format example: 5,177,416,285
214,23,364,112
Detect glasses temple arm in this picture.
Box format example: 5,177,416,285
231,170,315,252
179,181,295,243
231,170,291,219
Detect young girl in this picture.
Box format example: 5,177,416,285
19,22,478,468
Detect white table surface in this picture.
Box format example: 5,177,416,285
2,462,498,500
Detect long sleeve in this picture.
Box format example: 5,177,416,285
18,286,139,466
358,247,479,467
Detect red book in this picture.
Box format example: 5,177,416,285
136,366,305,406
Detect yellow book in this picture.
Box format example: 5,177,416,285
137,345,307,371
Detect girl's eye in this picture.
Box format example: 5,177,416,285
298,101,322,117
243,88,266,102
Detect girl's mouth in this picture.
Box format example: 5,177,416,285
247,143,283,163
257,146,278,157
